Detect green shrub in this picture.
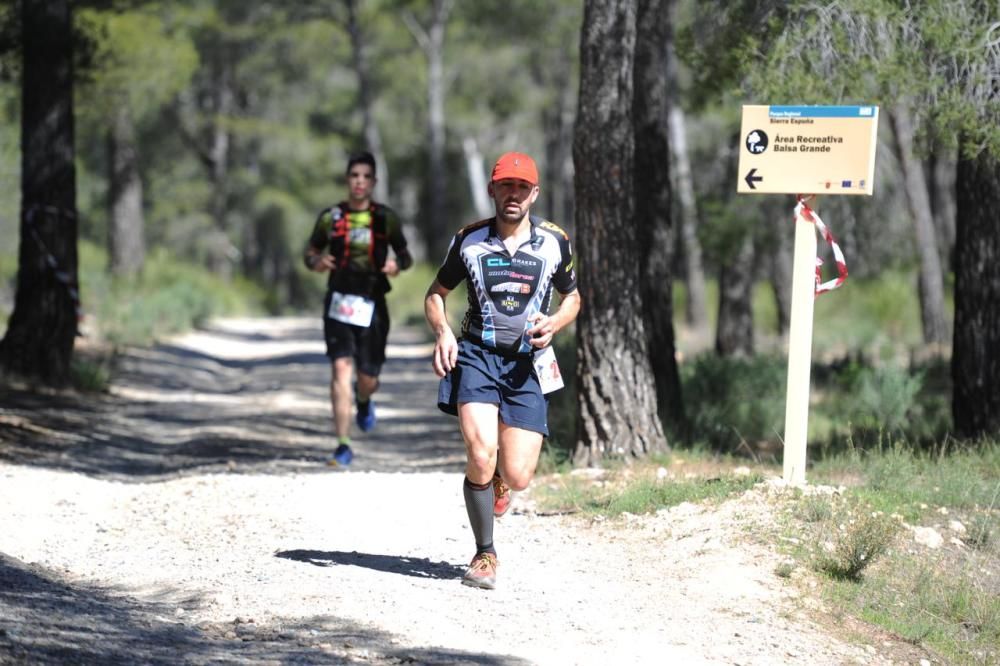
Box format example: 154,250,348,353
681,354,787,451
812,270,923,350
801,494,834,523
79,242,266,347
70,356,112,392
817,512,900,581
833,363,923,434
965,515,996,551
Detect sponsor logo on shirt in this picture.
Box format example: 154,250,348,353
491,282,532,294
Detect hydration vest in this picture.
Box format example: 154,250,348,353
326,201,391,296
327,201,390,270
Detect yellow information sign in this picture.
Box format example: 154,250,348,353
736,105,879,195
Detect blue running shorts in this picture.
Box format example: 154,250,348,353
438,339,548,435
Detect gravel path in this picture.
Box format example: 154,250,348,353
0,318,900,665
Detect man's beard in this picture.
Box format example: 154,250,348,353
496,203,524,224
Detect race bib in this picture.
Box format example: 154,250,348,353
533,345,564,394
327,291,375,327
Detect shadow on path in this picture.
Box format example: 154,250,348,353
0,319,465,481
276,549,467,580
0,553,521,665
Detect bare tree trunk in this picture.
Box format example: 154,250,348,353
543,70,577,229
461,136,491,219
664,1,707,335
209,60,232,232
573,0,667,466
889,106,949,345
668,107,710,335
927,146,956,272
404,0,453,258
0,0,78,385
201,53,236,276
715,235,754,357
766,200,792,337
107,104,145,277
347,0,389,202
634,0,683,433
952,146,1000,437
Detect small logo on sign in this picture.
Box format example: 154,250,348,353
745,130,769,154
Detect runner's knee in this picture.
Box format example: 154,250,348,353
331,359,353,389
501,462,536,491
466,446,497,479
356,373,379,396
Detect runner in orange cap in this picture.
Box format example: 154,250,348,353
424,151,580,589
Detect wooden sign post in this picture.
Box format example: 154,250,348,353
736,105,879,484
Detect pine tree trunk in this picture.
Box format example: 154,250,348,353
889,106,949,345
572,0,667,466
634,0,683,433
715,236,755,357
952,147,1000,437
107,104,145,277
0,0,78,385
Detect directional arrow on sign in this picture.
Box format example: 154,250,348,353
745,168,763,190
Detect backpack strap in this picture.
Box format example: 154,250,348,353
369,203,389,269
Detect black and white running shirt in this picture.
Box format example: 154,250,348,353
436,215,577,354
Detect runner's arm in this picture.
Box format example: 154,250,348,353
384,207,413,275
304,210,336,272
425,279,458,377
527,288,580,348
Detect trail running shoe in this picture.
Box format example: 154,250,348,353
461,552,498,590
493,473,512,517
355,399,376,432
330,443,353,466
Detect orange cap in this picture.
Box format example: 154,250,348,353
490,152,538,186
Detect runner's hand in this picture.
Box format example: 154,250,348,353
310,254,336,272
432,328,458,378
527,313,554,348
382,258,399,277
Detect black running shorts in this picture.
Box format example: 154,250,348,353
322,292,390,377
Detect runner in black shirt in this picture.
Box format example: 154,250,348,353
305,152,412,465
424,151,580,589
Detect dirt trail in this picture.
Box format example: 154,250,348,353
0,318,902,665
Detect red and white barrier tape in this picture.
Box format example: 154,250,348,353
795,195,848,297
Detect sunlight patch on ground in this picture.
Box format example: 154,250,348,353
110,386,434,420
169,333,325,361
167,331,432,362
201,317,318,335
